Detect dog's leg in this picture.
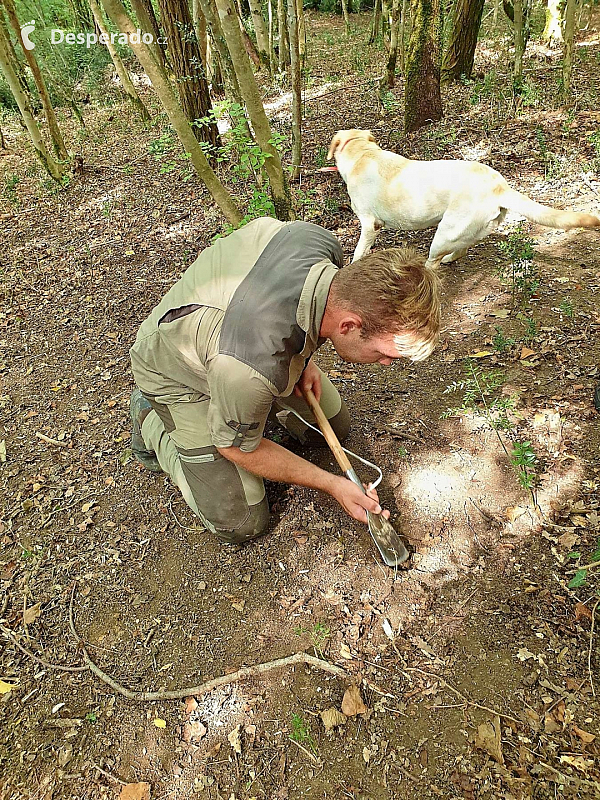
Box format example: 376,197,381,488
441,248,468,264
352,217,382,262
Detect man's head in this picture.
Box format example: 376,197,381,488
322,248,441,365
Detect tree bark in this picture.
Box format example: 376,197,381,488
542,0,563,43
0,6,30,102
404,0,443,133
386,0,401,86
277,0,290,69
192,0,209,74
441,0,484,83
101,0,242,226
215,0,292,219
3,0,70,160
562,0,575,95
268,0,277,70
157,0,221,152
89,0,151,121
368,0,382,44
286,0,301,178
131,0,167,67
0,19,64,179
513,0,525,82
399,0,408,71
342,0,350,34
296,0,305,69
248,0,270,70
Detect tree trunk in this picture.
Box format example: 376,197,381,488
101,0,242,226
0,19,64,179
404,0,443,133
513,0,525,82
268,0,277,70
542,0,563,43
89,0,151,121
400,0,408,71
286,0,301,178
296,0,305,69
157,0,221,152
215,0,292,219
562,0,575,95
130,0,166,67
441,0,484,83
198,0,253,138
386,0,401,86
0,6,30,102
368,0,382,44
3,0,70,160
248,0,270,70
68,0,94,28
235,0,262,66
342,0,350,34
192,0,209,74
277,0,290,69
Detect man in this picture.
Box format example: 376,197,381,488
129,217,441,544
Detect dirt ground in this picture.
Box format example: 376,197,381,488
2,10,600,800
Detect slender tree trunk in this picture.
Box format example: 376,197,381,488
493,0,501,26
101,0,242,226
562,0,575,95
368,0,382,44
286,0,301,178
248,0,270,70
192,0,209,73
404,0,443,133
130,0,166,67
400,0,408,70
157,0,221,152
268,0,277,70
513,0,525,82
386,0,401,86
0,6,30,101
342,0,350,34
89,0,151,121
68,0,94,28
277,0,290,69
0,20,64,179
441,0,485,83
215,0,292,219
3,0,69,160
296,0,305,69
198,0,253,138
235,0,261,66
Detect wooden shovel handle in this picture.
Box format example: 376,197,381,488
302,387,353,474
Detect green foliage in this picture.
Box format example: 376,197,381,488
535,127,559,179
3,174,20,207
587,130,600,172
510,440,537,490
294,621,331,656
290,713,317,754
492,326,516,353
567,538,600,590
497,223,539,303
558,297,574,318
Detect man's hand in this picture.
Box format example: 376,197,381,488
328,476,391,524
294,358,322,403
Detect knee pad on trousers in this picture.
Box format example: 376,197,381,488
214,496,270,545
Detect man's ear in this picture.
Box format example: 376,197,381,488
338,313,362,335
327,132,343,161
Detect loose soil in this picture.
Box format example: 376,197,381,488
1,11,600,800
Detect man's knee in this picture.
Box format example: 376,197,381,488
213,497,270,545
329,402,350,442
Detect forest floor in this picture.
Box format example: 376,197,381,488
2,9,600,800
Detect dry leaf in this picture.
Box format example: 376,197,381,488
506,506,526,523
120,783,151,800
571,724,596,745
0,679,19,694
545,700,565,733
320,707,347,732
231,599,245,613
153,719,166,729
487,309,510,319
559,754,593,773
382,618,394,640
339,643,353,659
362,747,371,763
184,696,198,715
189,721,207,740
474,716,504,764
520,346,536,360
228,724,242,754
575,602,593,622
342,685,367,716
468,351,493,359
23,603,41,625
0,440,6,463
558,531,579,550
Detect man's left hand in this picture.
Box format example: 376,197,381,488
294,359,322,404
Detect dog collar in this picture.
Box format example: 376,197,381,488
338,136,366,154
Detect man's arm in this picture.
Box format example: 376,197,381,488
218,438,386,524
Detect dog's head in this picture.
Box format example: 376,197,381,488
327,129,376,161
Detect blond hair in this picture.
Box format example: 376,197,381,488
329,248,442,361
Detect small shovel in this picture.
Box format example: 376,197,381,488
302,387,410,568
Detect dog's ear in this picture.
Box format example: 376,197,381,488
327,132,343,161
366,130,376,143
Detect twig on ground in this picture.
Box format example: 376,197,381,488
68,586,346,701
92,764,127,786
0,623,87,673
35,431,68,447
289,738,321,765
588,598,599,697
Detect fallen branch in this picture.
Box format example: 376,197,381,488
68,587,346,701
0,623,87,673
35,431,68,447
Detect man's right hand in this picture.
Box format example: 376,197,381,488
328,475,390,524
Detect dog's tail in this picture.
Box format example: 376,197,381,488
499,187,600,230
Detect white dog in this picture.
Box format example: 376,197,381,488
327,129,600,264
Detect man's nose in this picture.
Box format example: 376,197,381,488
379,357,394,366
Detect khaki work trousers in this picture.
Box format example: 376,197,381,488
140,367,349,544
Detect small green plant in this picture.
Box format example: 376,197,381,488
517,314,538,342
315,146,329,168
85,711,98,723
398,446,409,458
497,224,539,304
290,713,317,754
510,440,537,490
3,174,20,206
559,297,574,318
567,537,600,589
294,621,330,656
492,326,517,353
